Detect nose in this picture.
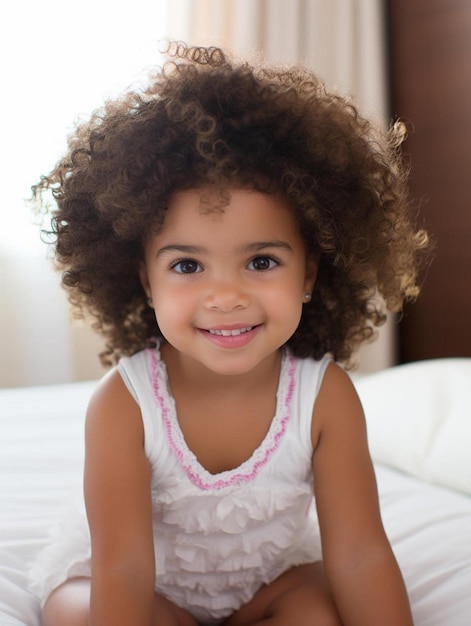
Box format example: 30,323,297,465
204,277,250,312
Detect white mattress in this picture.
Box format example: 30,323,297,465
1,366,470,625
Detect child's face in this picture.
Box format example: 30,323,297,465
140,188,318,377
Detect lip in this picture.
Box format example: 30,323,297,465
199,324,262,348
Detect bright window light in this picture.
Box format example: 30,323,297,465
1,0,169,252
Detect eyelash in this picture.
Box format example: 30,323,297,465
247,255,281,271
169,255,282,275
170,258,202,274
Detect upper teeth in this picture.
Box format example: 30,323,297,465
208,326,253,336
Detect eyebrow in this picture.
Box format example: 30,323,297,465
156,240,294,258
156,244,207,258
244,240,294,253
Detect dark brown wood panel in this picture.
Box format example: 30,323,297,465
388,0,471,362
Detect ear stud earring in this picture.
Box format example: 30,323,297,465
303,293,311,302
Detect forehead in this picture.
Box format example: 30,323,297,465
160,188,300,239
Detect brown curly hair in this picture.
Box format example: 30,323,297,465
32,42,429,367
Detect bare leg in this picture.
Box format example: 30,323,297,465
41,577,198,626
222,563,343,626
41,578,90,626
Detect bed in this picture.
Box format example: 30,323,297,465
1,358,470,625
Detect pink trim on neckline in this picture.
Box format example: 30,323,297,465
147,347,296,491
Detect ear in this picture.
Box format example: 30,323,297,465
303,251,320,296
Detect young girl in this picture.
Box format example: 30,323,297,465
30,43,427,626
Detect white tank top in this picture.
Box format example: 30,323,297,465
118,345,330,623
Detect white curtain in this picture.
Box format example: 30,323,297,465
166,0,388,120
0,0,391,387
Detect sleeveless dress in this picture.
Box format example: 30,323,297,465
29,346,330,625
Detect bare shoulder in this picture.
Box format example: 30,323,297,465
86,368,143,440
84,368,147,485
87,367,138,417
311,361,365,449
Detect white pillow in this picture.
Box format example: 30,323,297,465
354,358,471,496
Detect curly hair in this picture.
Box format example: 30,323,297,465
32,42,429,367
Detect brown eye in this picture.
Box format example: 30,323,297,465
171,259,201,274
248,256,278,271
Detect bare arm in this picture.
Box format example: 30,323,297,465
312,363,414,626
84,369,155,626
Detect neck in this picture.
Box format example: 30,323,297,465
160,343,282,397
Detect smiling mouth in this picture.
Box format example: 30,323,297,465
207,326,255,337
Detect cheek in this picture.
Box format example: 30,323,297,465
273,269,306,300
152,284,194,326
265,283,304,318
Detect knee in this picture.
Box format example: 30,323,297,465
42,602,88,626
308,606,343,626
41,579,90,626
270,586,343,626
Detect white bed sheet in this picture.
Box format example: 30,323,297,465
1,375,471,625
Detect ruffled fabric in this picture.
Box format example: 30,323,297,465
152,482,319,575
28,503,91,607
153,492,321,624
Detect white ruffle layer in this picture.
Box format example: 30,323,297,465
152,479,320,622
28,485,321,616
28,505,91,607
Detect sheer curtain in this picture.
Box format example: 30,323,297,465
0,0,390,387
167,0,388,120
